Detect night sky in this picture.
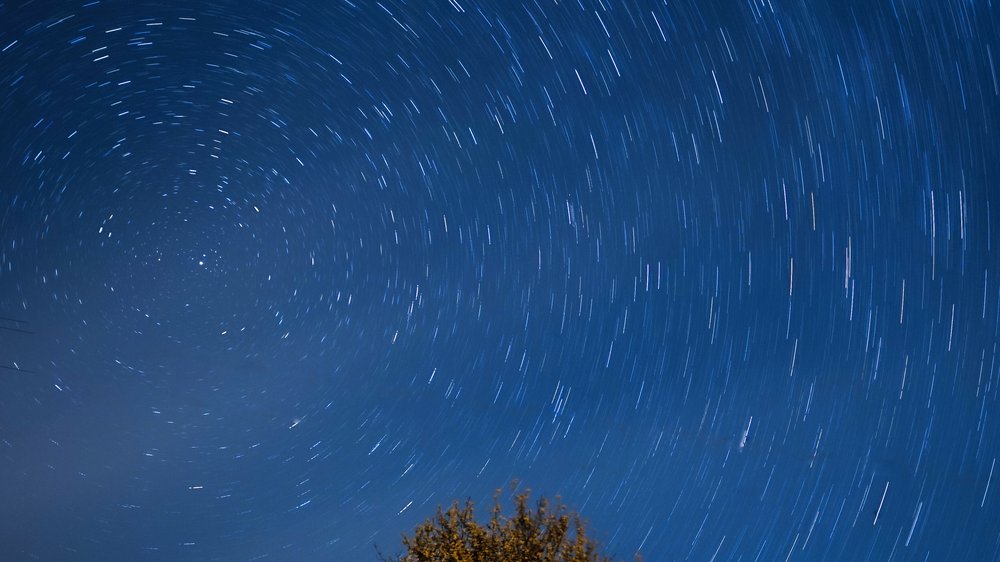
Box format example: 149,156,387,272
1,0,998,560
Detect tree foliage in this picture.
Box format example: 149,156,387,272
379,486,618,562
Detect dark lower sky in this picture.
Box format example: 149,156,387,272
0,0,998,560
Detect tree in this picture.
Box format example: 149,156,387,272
379,485,622,562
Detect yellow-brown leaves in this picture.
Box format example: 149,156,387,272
386,487,615,562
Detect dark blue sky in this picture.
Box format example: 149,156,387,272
0,0,998,560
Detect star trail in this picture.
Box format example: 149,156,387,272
0,0,998,560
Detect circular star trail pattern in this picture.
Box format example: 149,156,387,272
1,1,998,560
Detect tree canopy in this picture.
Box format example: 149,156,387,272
380,486,622,562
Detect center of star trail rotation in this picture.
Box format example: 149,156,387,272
0,0,998,560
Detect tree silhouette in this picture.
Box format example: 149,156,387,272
379,485,624,562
